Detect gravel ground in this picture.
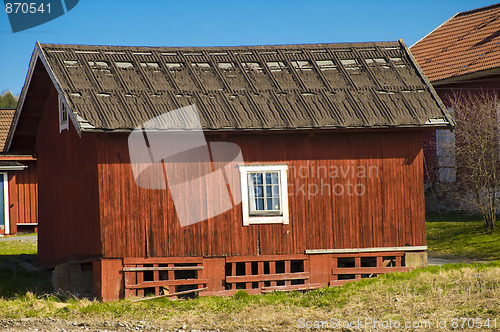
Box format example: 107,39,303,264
0,318,221,332
0,235,37,242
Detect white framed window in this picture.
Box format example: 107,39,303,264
239,164,289,226
58,95,69,132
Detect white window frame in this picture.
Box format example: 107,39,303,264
239,164,289,226
58,95,69,132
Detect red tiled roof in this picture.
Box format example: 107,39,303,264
411,3,500,82
0,109,15,151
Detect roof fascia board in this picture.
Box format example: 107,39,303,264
432,67,500,86
36,42,82,136
399,39,455,129
6,42,82,151
5,42,40,151
79,122,453,135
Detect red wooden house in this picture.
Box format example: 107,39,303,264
0,108,37,235
411,3,500,183
7,40,452,301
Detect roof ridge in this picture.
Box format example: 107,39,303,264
456,2,500,16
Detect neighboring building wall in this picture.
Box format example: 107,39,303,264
8,161,38,234
96,130,426,259
423,77,500,183
36,85,101,268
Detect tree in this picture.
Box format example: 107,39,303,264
0,91,17,108
449,91,499,232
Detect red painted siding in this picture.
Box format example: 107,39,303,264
8,161,38,233
36,85,101,267
96,130,426,259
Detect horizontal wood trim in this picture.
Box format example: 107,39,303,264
331,252,404,257
123,266,203,272
306,246,427,254
261,283,323,293
127,278,210,289
16,223,38,226
123,257,203,265
226,272,309,283
332,267,412,274
225,254,308,263
201,289,263,296
131,287,208,302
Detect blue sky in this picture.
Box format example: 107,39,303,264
0,0,497,95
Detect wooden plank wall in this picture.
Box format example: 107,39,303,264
8,160,38,234
97,129,426,259
36,85,101,268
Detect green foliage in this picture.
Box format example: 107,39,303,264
0,91,17,109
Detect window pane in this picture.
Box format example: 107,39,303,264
253,185,263,198
272,198,280,210
266,185,272,197
266,198,273,210
256,198,264,210
271,172,279,184
272,185,279,196
250,173,263,185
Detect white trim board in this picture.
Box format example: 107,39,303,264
305,246,427,254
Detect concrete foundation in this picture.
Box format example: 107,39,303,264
404,251,428,269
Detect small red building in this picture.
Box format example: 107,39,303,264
8,40,452,301
411,3,500,183
0,108,37,235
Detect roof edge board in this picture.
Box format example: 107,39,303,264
399,39,455,128
432,67,500,86
5,42,41,151
6,42,83,151
36,42,82,136
77,122,453,134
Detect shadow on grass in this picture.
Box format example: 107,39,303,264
0,254,53,299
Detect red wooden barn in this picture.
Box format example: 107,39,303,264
0,108,37,235
411,3,500,183
8,40,453,301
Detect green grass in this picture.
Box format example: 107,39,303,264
0,262,498,331
426,212,500,260
0,237,37,256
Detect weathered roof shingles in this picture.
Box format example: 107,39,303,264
36,41,451,132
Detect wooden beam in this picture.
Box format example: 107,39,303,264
123,257,203,265
225,254,308,263
131,287,208,302
226,272,309,283
306,246,427,254
123,266,203,272
332,267,412,274
127,279,210,289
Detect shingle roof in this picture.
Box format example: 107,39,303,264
411,3,500,82
0,109,15,151
19,41,452,135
